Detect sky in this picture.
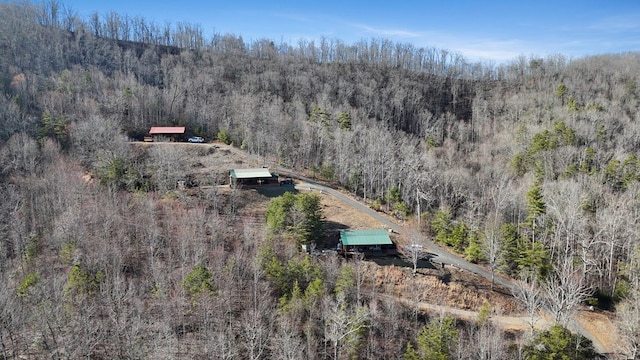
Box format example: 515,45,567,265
58,0,640,64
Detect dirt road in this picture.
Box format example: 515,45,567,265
389,294,553,331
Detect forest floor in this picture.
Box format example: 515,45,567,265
137,141,624,357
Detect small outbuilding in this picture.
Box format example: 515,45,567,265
229,168,276,186
338,229,396,257
148,126,186,142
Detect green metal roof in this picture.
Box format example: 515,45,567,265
230,168,273,179
339,229,393,246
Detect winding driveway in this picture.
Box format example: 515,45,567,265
276,167,513,286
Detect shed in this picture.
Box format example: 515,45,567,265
148,126,186,141
338,229,396,257
229,168,276,185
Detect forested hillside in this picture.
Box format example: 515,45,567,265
1,1,640,359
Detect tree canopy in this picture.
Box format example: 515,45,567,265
266,192,322,245
523,325,598,360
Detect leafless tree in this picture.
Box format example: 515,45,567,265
148,145,189,193
616,246,640,359
484,212,503,291
0,132,39,176
323,294,369,360
69,114,129,167
463,321,507,360
271,316,305,360
596,195,634,297
543,259,590,325
353,252,366,305
511,272,543,334
617,292,640,360
400,242,423,275
241,261,275,360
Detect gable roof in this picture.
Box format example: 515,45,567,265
339,229,393,246
230,168,273,179
149,126,186,134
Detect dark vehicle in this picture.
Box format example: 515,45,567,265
188,136,205,143
280,178,294,186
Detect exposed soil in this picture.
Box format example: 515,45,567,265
575,310,624,357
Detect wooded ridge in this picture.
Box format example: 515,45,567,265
1,1,639,358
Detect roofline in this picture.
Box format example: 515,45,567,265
339,229,393,246
149,126,186,134
230,168,273,179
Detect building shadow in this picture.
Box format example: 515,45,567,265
318,222,350,250
370,256,439,270
254,184,298,198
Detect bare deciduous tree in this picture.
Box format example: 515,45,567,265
543,260,590,325
271,317,305,360
484,213,502,292
512,272,543,334
241,261,275,360
617,246,640,359
400,242,423,275
148,145,188,193
323,294,369,360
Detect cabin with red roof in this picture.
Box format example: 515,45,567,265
147,126,186,142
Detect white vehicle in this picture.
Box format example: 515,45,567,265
188,136,205,143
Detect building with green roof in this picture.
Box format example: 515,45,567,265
338,229,396,257
229,168,276,185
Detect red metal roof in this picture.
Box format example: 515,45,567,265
149,126,185,134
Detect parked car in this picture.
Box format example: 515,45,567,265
188,136,205,143
279,177,294,186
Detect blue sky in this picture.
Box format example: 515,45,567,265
60,0,640,63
